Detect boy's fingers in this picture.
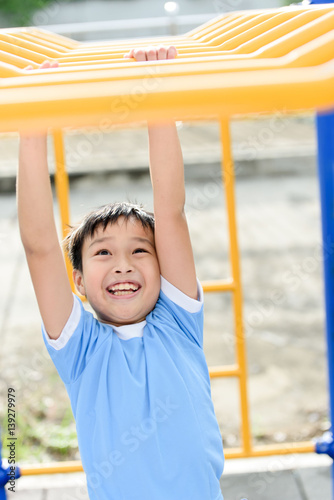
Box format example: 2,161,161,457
125,46,177,61
123,48,134,59
40,60,51,69
132,48,147,62
24,60,59,71
157,46,168,60
167,46,178,59
146,47,158,61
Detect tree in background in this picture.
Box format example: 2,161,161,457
0,0,61,26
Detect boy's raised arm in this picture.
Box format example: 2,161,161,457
125,46,197,299
18,134,73,339
148,121,198,299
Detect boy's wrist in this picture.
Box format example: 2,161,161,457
148,120,175,129
19,132,47,140
19,134,48,152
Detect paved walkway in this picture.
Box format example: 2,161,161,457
5,454,332,499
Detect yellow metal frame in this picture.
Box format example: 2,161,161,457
1,3,332,474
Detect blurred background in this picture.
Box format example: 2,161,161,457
0,0,288,38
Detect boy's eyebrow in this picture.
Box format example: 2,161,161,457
88,235,154,248
88,236,112,248
131,236,155,248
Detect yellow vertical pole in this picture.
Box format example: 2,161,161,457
220,118,252,456
52,129,75,292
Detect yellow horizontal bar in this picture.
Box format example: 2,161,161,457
0,6,332,74
21,461,83,475
0,32,63,58
9,32,70,53
20,441,316,475
0,27,79,49
189,13,241,40
213,11,313,51
2,36,334,83
1,61,332,134
202,279,235,293
0,49,35,69
225,441,315,459
254,10,334,59
2,22,333,70
209,364,241,378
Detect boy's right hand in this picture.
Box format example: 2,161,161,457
25,60,59,71
124,46,177,62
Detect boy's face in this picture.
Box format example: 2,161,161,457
73,216,160,326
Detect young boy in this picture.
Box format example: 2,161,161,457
17,47,224,499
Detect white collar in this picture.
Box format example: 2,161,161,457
111,320,146,340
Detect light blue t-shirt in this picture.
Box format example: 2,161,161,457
43,277,224,500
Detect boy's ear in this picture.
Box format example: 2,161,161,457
73,269,86,296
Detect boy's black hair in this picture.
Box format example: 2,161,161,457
64,202,155,272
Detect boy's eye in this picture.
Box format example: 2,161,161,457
97,249,110,256
133,248,147,254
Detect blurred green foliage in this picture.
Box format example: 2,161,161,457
0,0,57,26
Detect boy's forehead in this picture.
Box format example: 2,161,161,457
86,217,154,245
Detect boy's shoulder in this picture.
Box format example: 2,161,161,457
157,276,203,314
148,277,204,347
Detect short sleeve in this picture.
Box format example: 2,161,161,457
42,295,112,384
160,276,204,313
149,277,204,348
43,294,81,350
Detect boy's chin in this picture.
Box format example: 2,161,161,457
93,296,158,326
97,312,149,327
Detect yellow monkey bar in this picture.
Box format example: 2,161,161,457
0,4,333,132
1,2,333,474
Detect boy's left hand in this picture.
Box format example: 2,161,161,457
124,46,177,61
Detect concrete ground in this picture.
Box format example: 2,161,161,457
1,115,333,498
4,454,333,499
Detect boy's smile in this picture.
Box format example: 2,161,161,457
73,216,161,326
107,281,140,297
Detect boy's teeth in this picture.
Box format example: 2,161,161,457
108,282,139,295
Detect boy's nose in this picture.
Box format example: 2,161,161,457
115,267,133,274
113,257,134,274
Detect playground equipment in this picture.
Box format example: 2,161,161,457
0,0,333,494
